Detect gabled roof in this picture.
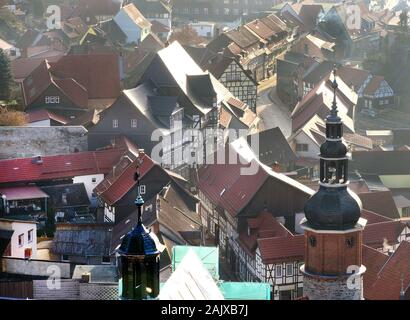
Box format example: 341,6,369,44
131,0,171,15
0,137,135,185
247,127,297,166
298,4,324,31
140,32,165,51
110,180,200,253
11,53,63,82
198,137,314,217
363,75,384,96
239,211,292,255
78,0,122,16
150,20,170,34
292,71,356,133
22,54,121,108
358,191,401,220
50,54,121,99
364,241,410,300
119,3,152,29
257,234,305,264
226,26,261,49
93,150,155,206
245,19,276,41
363,220,406,248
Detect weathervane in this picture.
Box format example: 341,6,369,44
331,65,338,118
134,156,144,224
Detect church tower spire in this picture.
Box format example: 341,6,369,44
117,153,162,300
300,67,367,300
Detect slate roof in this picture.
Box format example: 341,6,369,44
51,223,112,257
110,180,200,253
247,127,297,166
298,5,323,31
130,0,171,15
351,150,410,175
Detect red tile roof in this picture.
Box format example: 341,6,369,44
361,209,392,224
358,191,401,220
239,211,292,255
50,54,121,99
198,142,313,217
245,19,276,41
27,108,69,124
363,221,406,248
93,152,155,206
362,245,390,298
364,75,384,96
0,137,135,185
364,241,410,300
257,234,305,264
198,159,268,218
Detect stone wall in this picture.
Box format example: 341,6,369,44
0,126,88,159
302,270,364,300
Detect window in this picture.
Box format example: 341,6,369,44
62,192,67,205
224,8,230,15
402,207,410,217
61,254,69,262
296,144,309,152
131,119,138,128
45,96,60,104
139,185,146,195
92,177,97,183
112,119,119,128
28,229,34,243
275,265,282,277
102,256,111,264
304,44,309,54
286,264,293,276
18,234,24,247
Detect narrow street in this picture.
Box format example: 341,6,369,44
256,75,292,138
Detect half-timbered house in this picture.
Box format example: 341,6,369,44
197,137,314,287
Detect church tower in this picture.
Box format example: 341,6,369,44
117,157,163,300
300,68,367,300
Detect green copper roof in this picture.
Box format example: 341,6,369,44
172,246,219,280
219,281,271,300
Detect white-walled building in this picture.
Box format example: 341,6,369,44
113,3,151,44
0,217,37,259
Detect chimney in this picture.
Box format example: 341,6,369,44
80,272,91,283
31,155,43,165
